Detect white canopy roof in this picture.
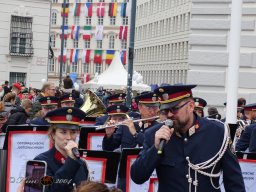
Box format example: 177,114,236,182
84,51,150,91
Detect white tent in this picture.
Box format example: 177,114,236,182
84,51,150,91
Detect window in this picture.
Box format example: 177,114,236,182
110,17,116,25
64,17,68,25
121,39,127,49
50,35,56,47
73,40,78,48
10,16,33,56
95,63,101,74
83,63,89,73
48,58,55,72
86,17,92,25
88,0,93,2
71,63,78,73
99,0,104,2
97,40,102,49
122,17,128,25
109,35,115,49
85,40,90,48
51,12,57,25
111,0,117,2
9,72,26,86
52,0,58,3
74,16,79,25
98,17,104,25
64,39,67,48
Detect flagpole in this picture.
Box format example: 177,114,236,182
59,0,66,88
226,0,243,124
126,0,137,109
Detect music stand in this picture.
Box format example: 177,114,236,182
3,125,49,149
3,125,50,192
118,148,142,178
236,151,256,160
79,126,105,150
79,149,121,184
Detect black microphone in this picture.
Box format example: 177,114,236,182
157,119,173,155
72,147,80,159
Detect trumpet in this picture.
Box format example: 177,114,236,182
95,116,160,130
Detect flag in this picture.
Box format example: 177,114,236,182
109,3,117,17
97,3,105,17
58,49,67,63
120,3,129,17
73,2,81,16
82,49,91,63
61,3,69,17
119,26,128,40
71,25,80,40
94,50,103,63
95,25,104,40
121,50,127,65
70,49,79,64
106,50,115,65
84,3,93,17
60,25,69,39
83,26,92,40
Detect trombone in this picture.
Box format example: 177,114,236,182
94,116,160,130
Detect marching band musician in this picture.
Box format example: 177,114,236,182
236,103,256,151
193,97,207,117
102,92,160,152
30,96,58,125
102,92,160,192
34,107,89,192
131,85,245,192
95,93,127,126
60,93,75,108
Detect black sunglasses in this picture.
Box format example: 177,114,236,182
163,101,191,114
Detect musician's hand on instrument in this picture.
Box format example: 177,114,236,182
154,125,174,149
105,126,115,138
122,118,137,135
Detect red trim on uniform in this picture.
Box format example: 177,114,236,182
244,107,256,111
41,101,58,105
139,98,158,102
108,110,126,114
49,116,80,122
61,98,75,102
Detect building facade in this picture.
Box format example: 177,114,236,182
134,0,191,85
0,0,51,89
188,0,256,111
49,0,129,86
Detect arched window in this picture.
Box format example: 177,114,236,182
51,12,57,25
109,35,115,49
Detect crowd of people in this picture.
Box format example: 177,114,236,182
1,78,256,192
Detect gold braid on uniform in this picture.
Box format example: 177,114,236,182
186,119,230,192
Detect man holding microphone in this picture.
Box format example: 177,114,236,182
131,84,245,192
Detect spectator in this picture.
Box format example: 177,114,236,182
207,107,221,120
2,99,32,132
11,82,22,106
3,80,10,97
30,82,56,118
0,85,4,101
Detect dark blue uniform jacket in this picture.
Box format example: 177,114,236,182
102,120,159,151
249,126,256,152
236,123,256,151
30,118,50,126
131,116,245,192
34,147,88,192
